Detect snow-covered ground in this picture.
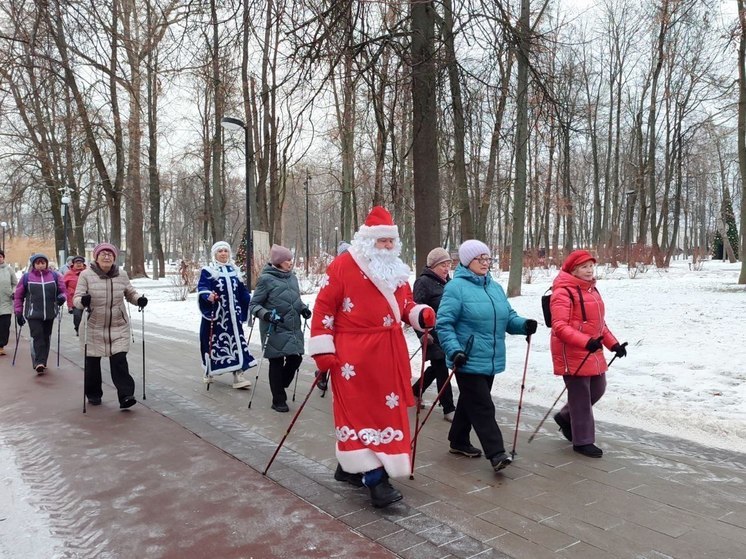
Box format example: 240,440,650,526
132,258,746,454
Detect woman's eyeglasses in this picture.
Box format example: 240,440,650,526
476,257,493,264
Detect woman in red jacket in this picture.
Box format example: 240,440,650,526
549,250,627,458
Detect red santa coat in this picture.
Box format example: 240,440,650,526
549,270,619,376
309,249,428,478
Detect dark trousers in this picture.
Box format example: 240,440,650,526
85,352,135,403
557,374,607,446
71,308,83,333
27,318,54,367
412,358,455,414
448,372,505,460
0,314,10,347
268,354,303,405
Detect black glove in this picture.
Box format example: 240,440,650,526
15,313,25,327
137,296,148,309
68,308,74,314
81,294,92,308
524,319,538,336
300,307,312,319
611,343,627,358
56,294,66,306
451,351,468,367
263,311,283,325
585,337,603,353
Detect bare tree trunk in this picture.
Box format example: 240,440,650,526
146,1,164,278
210,0,225,241
411,0,441,270
738,0,746,283
507,0,530,297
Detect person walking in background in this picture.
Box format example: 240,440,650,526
197,241,255,389
0,249,18,356
250,244,311,413
549,249,627,458
411,247,456,422
309,207,435,508
13,253,65,373
73,243,147,409
437,240,538,472
63,255,87,336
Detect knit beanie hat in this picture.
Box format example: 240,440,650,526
71,255,86,264
427,247,451,268
29,253,49,266
270,244,293,266
93,242,118,261
355,206,398,240
458,240,490,266
561,250,596,273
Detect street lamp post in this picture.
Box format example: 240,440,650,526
61,188,71,264
0,221,6,252
221,116,254,290
624,190,636,265
334,227,338,252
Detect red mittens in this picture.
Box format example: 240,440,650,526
314,353,340,373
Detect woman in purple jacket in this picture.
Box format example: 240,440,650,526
14,253,66,373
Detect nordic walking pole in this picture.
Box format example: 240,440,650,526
56,305,62,367
292,318,309,402
527,347,595,443
510,333,533,459
12,319,22,366
263,369,324,476
139,303,146,400
248,316,276,409
409,330,431,479
409,343,422,362
83,308,90,413
205,301,217,391
413,335,474,441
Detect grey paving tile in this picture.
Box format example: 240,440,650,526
479,506,579,552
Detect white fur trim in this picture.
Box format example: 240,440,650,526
309,334,335,356
337,448,411,478
348,247,401,322
408,304,430,332
356,224,399,240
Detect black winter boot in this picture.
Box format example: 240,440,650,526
554,413,573,442
334,464,364,487
369,479,403,508
573,444,603,458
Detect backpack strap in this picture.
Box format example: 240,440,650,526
570,286,587,322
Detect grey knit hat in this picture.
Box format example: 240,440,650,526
458,240,490,266
270,244,293,266
426,247,451,268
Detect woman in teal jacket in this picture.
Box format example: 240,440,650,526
437,240,537,472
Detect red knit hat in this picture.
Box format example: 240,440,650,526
562,250,596,273
356,206,398,240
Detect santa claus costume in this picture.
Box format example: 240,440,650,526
309,207,434,508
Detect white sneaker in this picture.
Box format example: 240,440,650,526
443,411,455,422
203,374,214,385
232,372,251,389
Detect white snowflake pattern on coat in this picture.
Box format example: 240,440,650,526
319,274,330,289
383,314,394,327
322,315,335,330
385,392,399,409
342,297,354,313
341,362,356,380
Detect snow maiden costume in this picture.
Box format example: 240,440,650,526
309,206,435,508
198,241,256,389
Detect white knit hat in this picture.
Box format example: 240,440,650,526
458,240,490,266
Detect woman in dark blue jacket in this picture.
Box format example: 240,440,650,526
437,240,537,472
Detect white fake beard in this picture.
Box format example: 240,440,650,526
352,236,410,291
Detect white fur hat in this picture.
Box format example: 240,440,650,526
458,240,490,266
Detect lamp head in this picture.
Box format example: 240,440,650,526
221,116,246,131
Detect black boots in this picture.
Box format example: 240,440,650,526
119,396,137,409
334,464,364,487
369,479,402,508
574,444,603,458
554,413,573,442
490,452,512,472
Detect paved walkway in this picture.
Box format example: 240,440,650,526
1,317,744,559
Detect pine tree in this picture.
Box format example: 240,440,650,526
713,187,739,260
235,228,248,275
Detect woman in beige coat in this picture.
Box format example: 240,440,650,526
73,243,147,409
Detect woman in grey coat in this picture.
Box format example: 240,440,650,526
0,249,18,355
250,244,311,412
